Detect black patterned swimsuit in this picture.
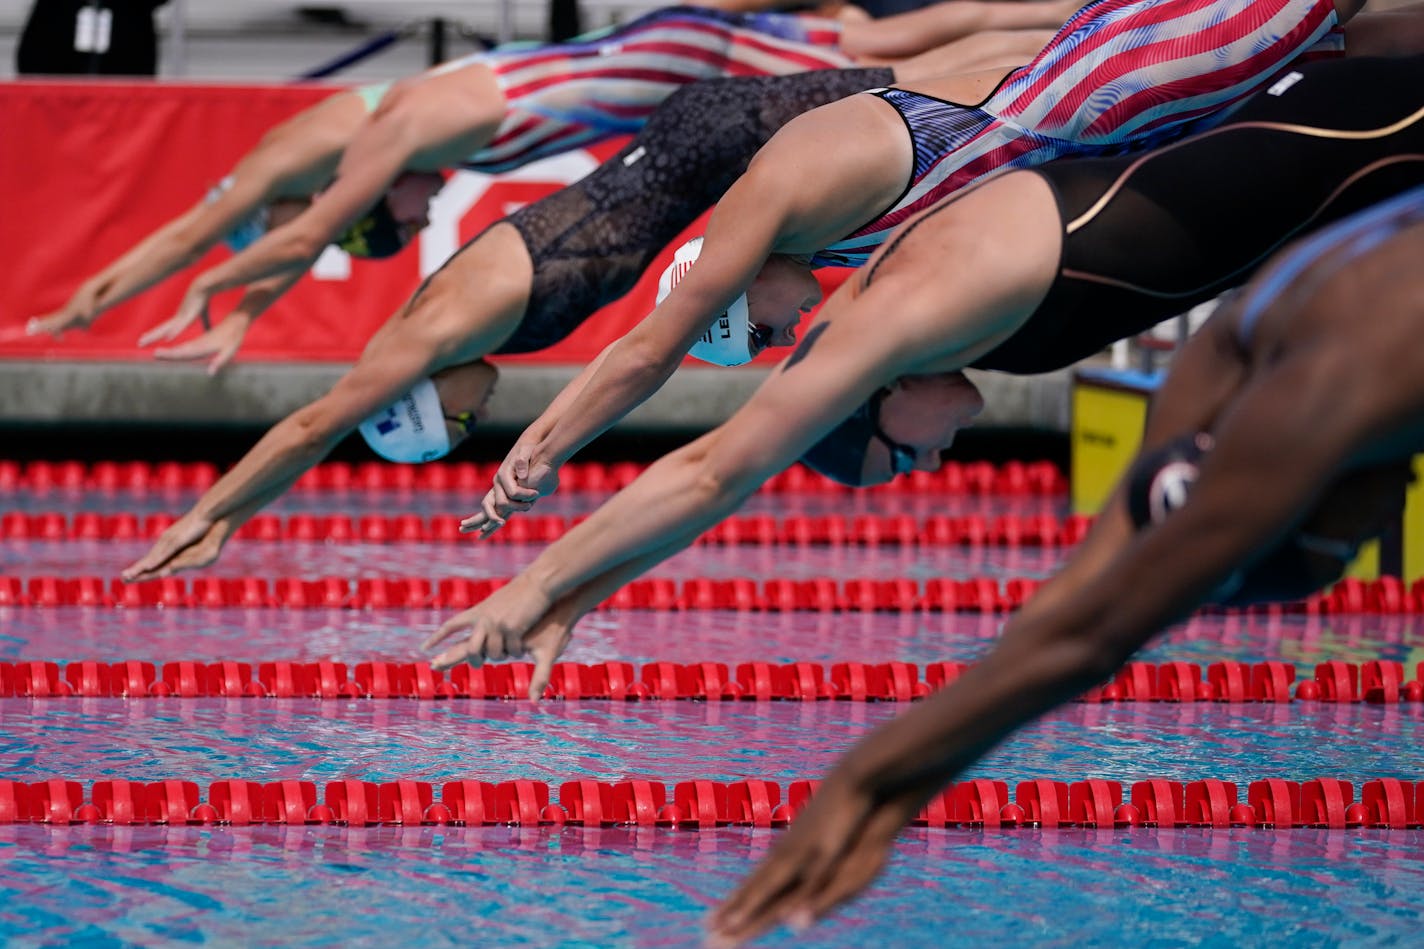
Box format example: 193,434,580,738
477,68,893,354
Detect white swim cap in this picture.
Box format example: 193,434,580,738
657,238,756,367
358,377,451,464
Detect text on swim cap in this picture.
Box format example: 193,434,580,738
700,315,733,345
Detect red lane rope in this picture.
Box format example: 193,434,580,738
0,574,1407,614
0,511,1091,547
0,459,1066,497
2,776,1419,829
1,658,1418,703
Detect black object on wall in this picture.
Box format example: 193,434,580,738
549,0,583,42
17,1,167,76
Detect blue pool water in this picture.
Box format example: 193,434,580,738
3,486,1424,946
4,826,1423,947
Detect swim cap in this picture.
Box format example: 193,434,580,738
1124,432,1351,606
336,197,408,259
207,177,271,253
1124,432,1213,528
358,377,452,463
800,396,880,487
657,238,756,367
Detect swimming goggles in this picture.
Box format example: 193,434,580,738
868,390,917,476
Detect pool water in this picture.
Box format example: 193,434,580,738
3,483,1423,946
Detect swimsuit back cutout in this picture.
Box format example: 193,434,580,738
815,0,1340,267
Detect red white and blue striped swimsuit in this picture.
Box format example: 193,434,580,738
454,6,849,174
816,0,1342,266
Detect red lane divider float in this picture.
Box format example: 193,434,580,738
2,776,1420,829
3,659,1421,703
0,511,1093,547
0,574,1404,615
0,459,1065,497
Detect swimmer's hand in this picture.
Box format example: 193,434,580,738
148,313,252,376
139,284,217,349
707,760,918,947
460,445,560,539
154,282,215,344
121,512,232,582
423,579,569,700
24,282,104,338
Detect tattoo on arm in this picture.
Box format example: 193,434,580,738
784,322,830,370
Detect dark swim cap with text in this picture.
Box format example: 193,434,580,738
801,397,879,487
1124,432,1351,606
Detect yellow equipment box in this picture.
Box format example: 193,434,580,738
1069,367,1418,582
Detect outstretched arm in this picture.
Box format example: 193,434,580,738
464,344,619,537
708,333,1399,945
488,102,902,520
140,273,303,375
121,255,522,581
433,169,1064,666
839,0,1077,61
25,93,360,338
121,335,437,581
425,250,978,673
524,170,795,471
169,68,498,322
427,540,695,699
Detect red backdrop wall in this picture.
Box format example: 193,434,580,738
0,79,847,366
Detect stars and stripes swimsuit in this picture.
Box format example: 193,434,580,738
814,0,1343,267
446,6,850,174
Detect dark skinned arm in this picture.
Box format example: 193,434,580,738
710,336,1395,944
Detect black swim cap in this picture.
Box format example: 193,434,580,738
1124,432,1212,528
1124,432,1348,606
336,197,408,259
801,396,880,487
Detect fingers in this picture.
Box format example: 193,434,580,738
425,610,519,668
120,516,213,582
152,329,242,375
527,653,554,702
422,610,477,653
493,466,541,505
492,480,536,515
207,336,242,376
709,853,813,947
458,511,489,534
710,794,904,946
799,844,887,927
478,489,506,537
161,534,225,575
525,626,572,702
428,626,514,670
120,538,179,583
24,312,76,339
152,335,221,363
138,313,195,348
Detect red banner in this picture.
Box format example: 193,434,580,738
1,79,845,366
